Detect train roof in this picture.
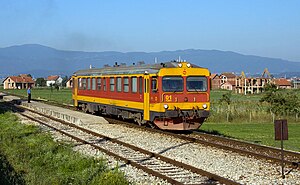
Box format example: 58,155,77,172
73,61,205,76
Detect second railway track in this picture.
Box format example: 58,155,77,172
104,116,300,169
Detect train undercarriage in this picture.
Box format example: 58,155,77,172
78,101,209,131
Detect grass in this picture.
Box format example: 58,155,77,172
0,109,128,185
1,87,73,105
201,122,300,152
210,89,263,102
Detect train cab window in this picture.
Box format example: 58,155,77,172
116,77,122,92
103,78,106,91
97,78,101,90
87,78,91,90
123,77,129,92
82,78,87,90
92,78,96,90
110,77,115,92
187,76,208,92
162,76,183,92
151,77,158,92
131,77,137,93
139,77,143,93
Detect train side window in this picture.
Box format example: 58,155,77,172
124,77,129,92
144,79,149,93
87,78,91,90
97,78,101,90
82,78,87,90
139,77,143,93
151,77,158,92
116,77,122,92
92,78,96,90
110,77,115,92
131,77,137,93
103,78,106,91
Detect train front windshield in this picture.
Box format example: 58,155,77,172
162,76,208,92
162,77,183,92
186,76,208,92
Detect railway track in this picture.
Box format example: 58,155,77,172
0,102,240,185
104,117,300,171
1,94,299,181
190,131,300,166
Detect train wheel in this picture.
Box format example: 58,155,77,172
82,104,88,113
134,113,142,126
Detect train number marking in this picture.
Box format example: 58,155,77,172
165,95,172,102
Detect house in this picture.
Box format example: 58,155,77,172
2,75,35,89
290,78,300,89
66,78,73,88
273,78,292,89
220,72,236,90
46,75,63,87
221,81,234,90
210,73,221,89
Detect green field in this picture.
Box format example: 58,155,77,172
201,122,300,152
1,87,73,105
1,87,299,152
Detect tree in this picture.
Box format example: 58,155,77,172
62,76,69,87
260,83,300,121
54,84,59,91
36,78,46,87
219,92,232,122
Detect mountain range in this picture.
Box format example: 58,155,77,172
1,44,300,78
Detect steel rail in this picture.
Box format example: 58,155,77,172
192,131,300,160
104,117,300,169
4,102,240,185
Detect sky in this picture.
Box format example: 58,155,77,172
1,0,300,61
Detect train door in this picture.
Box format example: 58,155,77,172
143,75,150,121
73,76,78,107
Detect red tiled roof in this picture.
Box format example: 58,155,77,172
210,73,219,79
47,75,59,81
273,79,291,86
221,72,236,78
6,76,35,83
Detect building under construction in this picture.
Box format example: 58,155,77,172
235,69,272,94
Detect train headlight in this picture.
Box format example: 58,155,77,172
186,63,191,68
202,104,208,109
178,63,183,68
163,104,169,109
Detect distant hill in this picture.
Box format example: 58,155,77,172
1,44,300,77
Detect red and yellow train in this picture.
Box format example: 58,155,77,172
72,61,210,130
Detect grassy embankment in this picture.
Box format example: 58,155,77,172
0,109,128,185
1,87,299,151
